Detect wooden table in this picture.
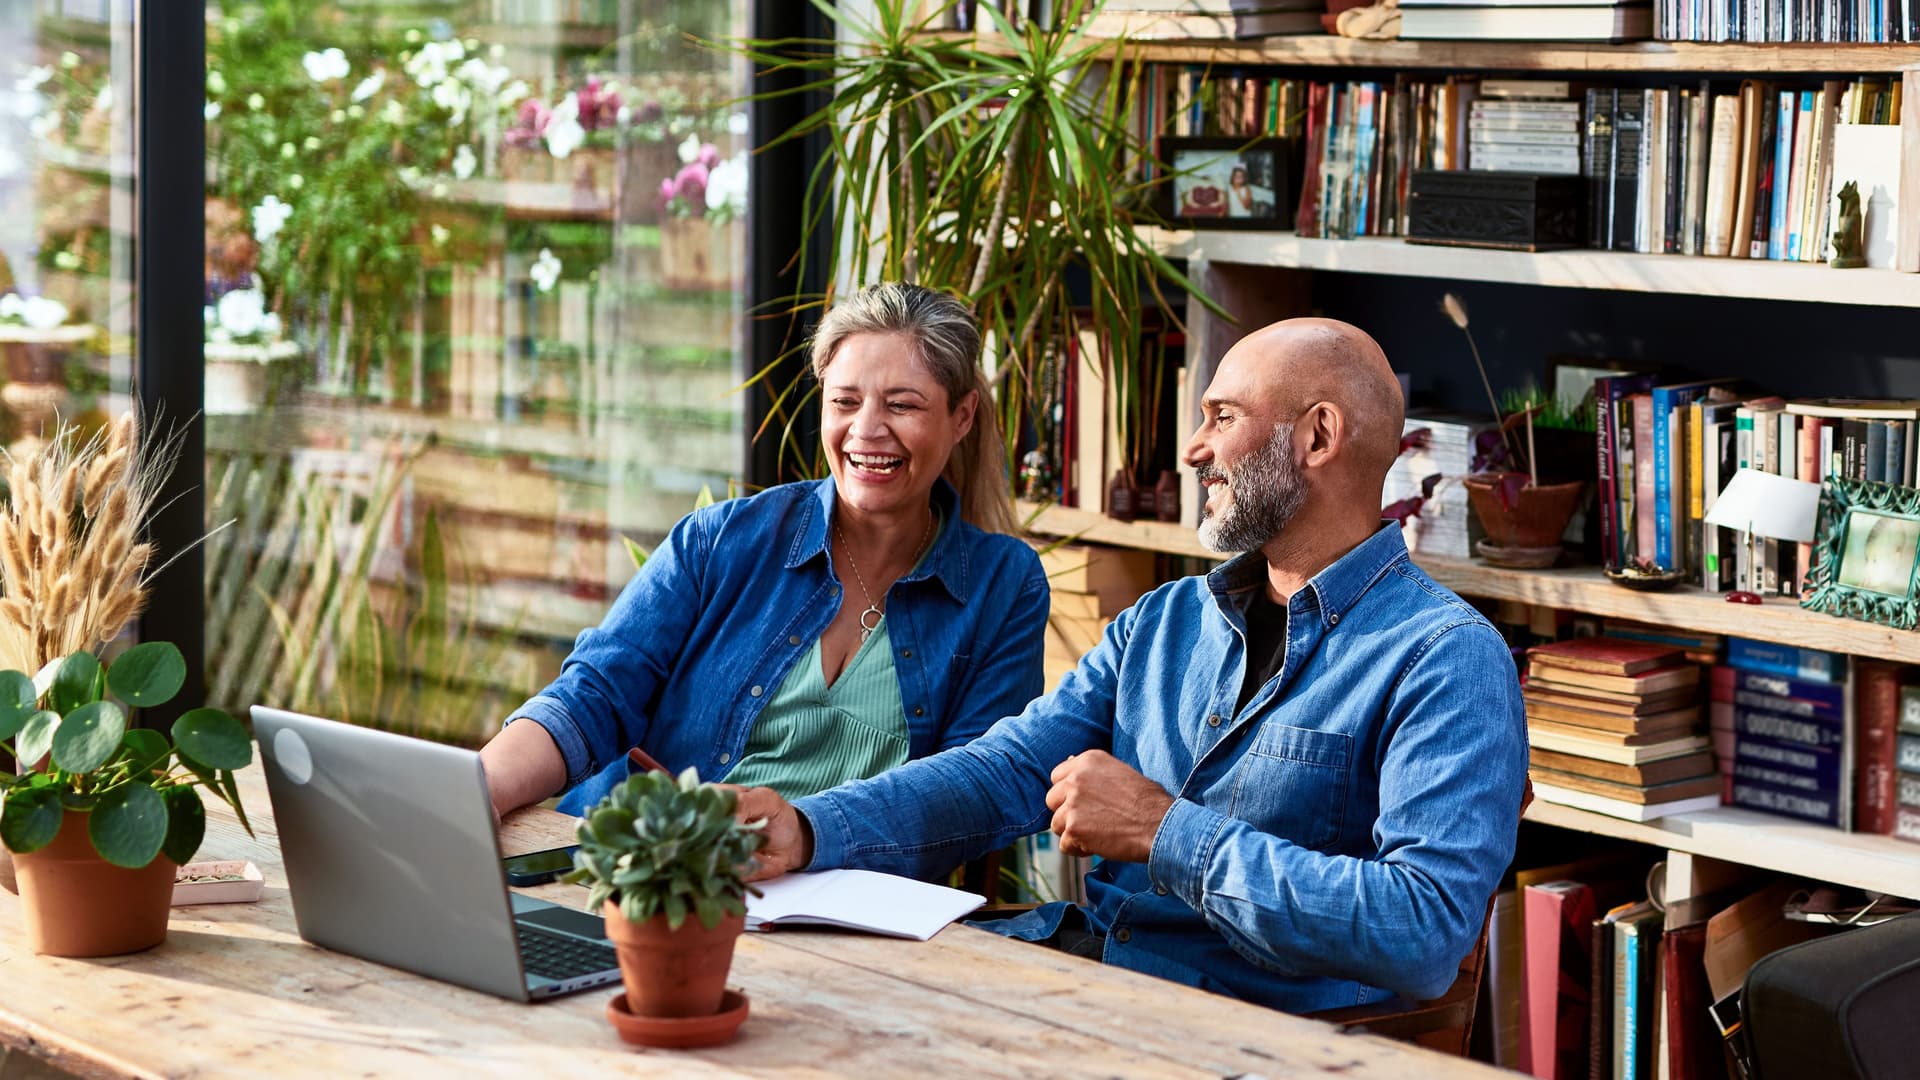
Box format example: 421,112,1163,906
0,769,1504,1079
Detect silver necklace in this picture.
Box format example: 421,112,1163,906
835,511,935,644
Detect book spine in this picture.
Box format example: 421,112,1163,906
1635,395,1658,567
1613,91,1645,251
1768,89,1794,259
1748,84,1778,257
1854,661,1901,833
1595,377,1620,567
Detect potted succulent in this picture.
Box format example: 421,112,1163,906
0,413,251,956
0,644,252,956
565,768,762,1047
1443,293,1590,568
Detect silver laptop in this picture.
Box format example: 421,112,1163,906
251,706,622,1002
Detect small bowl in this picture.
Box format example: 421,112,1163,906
171,860,264,906
1603,565,1690,592
606,989,749,1049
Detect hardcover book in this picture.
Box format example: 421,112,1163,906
1529,636,1686,675
1526,662,1700,696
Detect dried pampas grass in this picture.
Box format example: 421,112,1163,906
0,412,184,675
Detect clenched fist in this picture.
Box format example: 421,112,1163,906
1044,750,1175,863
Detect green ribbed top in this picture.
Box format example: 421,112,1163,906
722,620,909,800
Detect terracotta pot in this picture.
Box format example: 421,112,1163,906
12,809,175,957
1463,474,1586,549
603,901,744,1018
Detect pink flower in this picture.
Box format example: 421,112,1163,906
671,162,708,212
505,97,550,147
696,142,720,170
658,177,677,210
575,77,622,132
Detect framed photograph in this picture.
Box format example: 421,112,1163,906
1159,137,1291,230
1802,478,1920,628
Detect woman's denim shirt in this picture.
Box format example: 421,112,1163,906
508,478,1050,814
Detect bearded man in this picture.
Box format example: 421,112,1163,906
735,318,1528,1013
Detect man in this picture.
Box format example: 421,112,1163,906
737,318,1528,1013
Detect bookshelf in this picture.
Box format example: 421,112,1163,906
941,31,1920,73
1018,501,1920,663
1143,229,1920,307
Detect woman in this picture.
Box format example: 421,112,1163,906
480,283,1050,819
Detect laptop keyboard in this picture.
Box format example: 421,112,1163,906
517,923,619,981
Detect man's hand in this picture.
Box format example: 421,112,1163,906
727,785,813,882
1045,751,1176,863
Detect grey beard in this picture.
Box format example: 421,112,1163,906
1196,423,1307,553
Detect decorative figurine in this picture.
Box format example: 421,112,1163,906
1829,181,1867,269
1019,449,1052,501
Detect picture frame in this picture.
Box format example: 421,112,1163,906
1158,137,1292,230
1802,477,1920,629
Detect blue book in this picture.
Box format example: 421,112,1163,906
1767,90,1792,261
1730,772,1844,827
1732,714,1843,789
1651,379,1734,570
1786,90,1814,261
1725,639,1845,687
1733,702,1846,747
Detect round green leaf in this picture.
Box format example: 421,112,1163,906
48,652,102,714
0,671,38,740
14,710,59,770
51,701,127,775
89,782,166,868
159,786,205,866
105,642,186,708
0,785,63,853
120,728,171,777
171,708,251,770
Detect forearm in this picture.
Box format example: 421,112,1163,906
480,719,568,820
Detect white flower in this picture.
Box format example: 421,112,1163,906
397,165,422,187
28,113,57,138
706,152,749,216
260,312,282,338
346,104,364,120
15,66,54,93
430,224,449,245
58,52,79,70
0,294,22,320
381,99,406,126
252,195,291,243
203,305,216,327
545,94,584,159
21,296,69,330
286,174,304,191
205,69,226,96
404,28,422,44
677,132,701,165
430,78,471,125
329,108,346,124
204,101,222,121
404,42,449,87
216,288,266,339
452,144,476,180
456,58,509,98
429,181,447,199
530,248,561,293
489,44,506,60
91,83,113,113
500,80,530,105
302,136,320,152
350,70,385,103
247,92,265,111
727,111,749,135
301,48,349,83
279,142,296,160
52,251,80,270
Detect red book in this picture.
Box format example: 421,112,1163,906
1530,637,1687,676
1522,881,1596,1080
1662,923,1728,1080
1632,394,1657,567
1854,660,1903,834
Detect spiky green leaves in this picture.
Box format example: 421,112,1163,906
566,767,765,931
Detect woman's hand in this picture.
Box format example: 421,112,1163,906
726,785,814,881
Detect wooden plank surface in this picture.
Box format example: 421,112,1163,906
1143,229,1920,307
937,30,1920,73
1016,500,1920,663
0,768,1503,1079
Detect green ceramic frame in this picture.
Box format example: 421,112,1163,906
1802,477,1920,629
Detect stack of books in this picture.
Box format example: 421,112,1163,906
1081,0,1324,38
1525,638,1719,822
1400,0,1653,42
1469,81,1582,175
1896,684,1920,841
1715,644,1848,828
1389,413,1490,559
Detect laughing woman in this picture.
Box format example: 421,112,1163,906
480,283,1050,818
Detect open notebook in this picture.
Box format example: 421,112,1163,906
744,869,985,941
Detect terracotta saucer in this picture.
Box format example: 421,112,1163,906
606,989,749,1049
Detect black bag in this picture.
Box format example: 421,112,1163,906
1741,910,1920,1080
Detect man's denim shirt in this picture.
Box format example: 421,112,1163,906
796,522,1528,1013
508,478,1049,814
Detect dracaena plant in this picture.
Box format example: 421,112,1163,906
564,768,764,931
0,642,253,868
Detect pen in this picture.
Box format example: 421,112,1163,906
626,745,671,775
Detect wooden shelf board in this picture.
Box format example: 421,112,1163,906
1017,500,1920,661
940,31,1920,73
1142,229,1920,307
1526,799,1920,897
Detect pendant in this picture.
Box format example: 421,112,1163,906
858,604,883,643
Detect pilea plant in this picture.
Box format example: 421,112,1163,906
565,767,763,930
0,642,252,868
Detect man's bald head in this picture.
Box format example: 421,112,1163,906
1236,318,1402,474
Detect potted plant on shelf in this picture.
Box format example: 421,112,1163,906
656,136,747,292
204,286,301,414
0,414,253,956
565,768,763,1048
1442,293,1590,569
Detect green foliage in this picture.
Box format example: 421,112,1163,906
1499,386,1597,434
731,0,1219,478
0,643,252,868
563,768,765,931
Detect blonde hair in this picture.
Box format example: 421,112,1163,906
809,283,1015,535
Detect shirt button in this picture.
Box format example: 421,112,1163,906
788,635,801,646
902,648,912,658
718,753,731,764
1327,612,1340,626
1206,714,1221,728
913,706,925,717
750,685,763,698
1154,884,1168,896
1114,928,1132,944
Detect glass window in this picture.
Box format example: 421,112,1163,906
202,1,750,745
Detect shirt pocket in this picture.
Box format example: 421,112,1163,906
1227,724,1352,851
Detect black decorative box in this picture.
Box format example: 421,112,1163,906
1405,171,1586,252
